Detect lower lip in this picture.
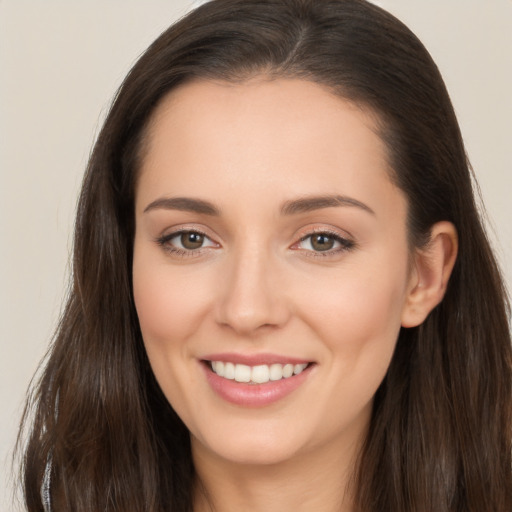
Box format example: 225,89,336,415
202,362,313,407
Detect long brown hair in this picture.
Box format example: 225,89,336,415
18,1,512,510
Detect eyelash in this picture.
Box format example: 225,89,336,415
155,228,355,258
156,229,216,258
294,229,355,258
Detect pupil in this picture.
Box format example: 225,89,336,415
312,234,334,251
181,232,204,249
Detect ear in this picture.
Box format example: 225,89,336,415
401,221,458,328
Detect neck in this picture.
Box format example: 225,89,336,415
192,435,361,512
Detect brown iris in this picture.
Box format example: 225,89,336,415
181,232,205,249
310,234,336,251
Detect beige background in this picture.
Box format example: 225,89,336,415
1,1,511,509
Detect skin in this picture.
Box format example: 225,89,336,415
132,78,457,512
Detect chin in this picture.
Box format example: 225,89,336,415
192,422,309,467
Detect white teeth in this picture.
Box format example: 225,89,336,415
293,363,305,375
234,364,251,383
269,363,283,381
210,361,308,384
283,364,294,378
251,365,270,384
224,362,235,379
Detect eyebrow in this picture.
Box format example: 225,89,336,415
143,194,375,216
280,195,375,216
144,197,220,215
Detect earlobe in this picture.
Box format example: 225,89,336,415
401,221,458,328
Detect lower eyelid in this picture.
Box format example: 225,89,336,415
298,241,355,259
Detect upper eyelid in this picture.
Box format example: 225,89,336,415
294,232,353,248
155,229,219,258
155,225,354,248
158,224,217,240
291,225,357,253
158,228,217,246
299,229,346,240
294,224,354,241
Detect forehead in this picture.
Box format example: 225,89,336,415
137,78,403,220
145,78,385,154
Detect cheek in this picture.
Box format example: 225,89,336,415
132,254,212,346
132,250,211,421
298,264,408,430
298,257,409,367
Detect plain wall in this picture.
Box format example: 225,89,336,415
1,1,510,509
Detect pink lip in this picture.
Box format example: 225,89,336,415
200,357,314,408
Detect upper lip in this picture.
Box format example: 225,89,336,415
201,352,313,366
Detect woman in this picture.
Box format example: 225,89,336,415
18,0,512,511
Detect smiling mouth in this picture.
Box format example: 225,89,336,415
206,361,311,384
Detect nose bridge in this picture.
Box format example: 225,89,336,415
216,238,288,334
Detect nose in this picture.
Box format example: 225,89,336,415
215,246,290,336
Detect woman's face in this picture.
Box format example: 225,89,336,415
133,78,416,466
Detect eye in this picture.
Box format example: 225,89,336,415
157,230,218,253
175,231,209,250
295,232,354,254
